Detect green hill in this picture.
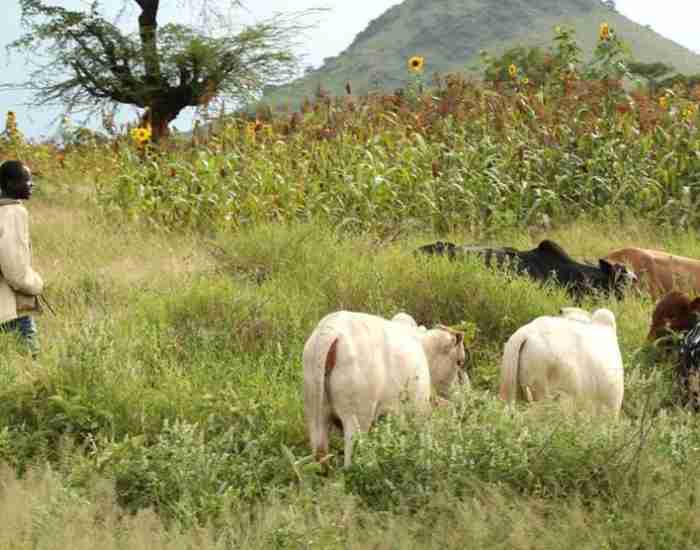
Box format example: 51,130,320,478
261,0,700,109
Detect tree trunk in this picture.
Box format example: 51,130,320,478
134,0,173,141
150,109,173,142
145,101,186,142
134,0,162,96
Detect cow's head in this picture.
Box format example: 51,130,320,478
416,241,458,260
648,291,700,342
425,326,468,397
599,259,638,297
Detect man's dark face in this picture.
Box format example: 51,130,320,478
5,166,33,200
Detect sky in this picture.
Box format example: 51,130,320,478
1,0,698,139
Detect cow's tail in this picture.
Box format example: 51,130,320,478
305,324,340,462
499,327,528,403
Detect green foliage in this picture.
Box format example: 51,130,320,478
345,394,638,511
98,35,700,234
551,24,584,76
482,46,553,86
584,23,634,83
481,26,583,88
629,61,675,94
659,72,700,92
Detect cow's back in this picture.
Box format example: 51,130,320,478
457,245,524,274
517,317,587,398
517,317,623,413
606,247,700,296
517,247,567,281
319,312,431,416
644,249,700,291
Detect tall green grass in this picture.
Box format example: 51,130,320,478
89,73,700,235
0,214,697,546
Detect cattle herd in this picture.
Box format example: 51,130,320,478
303,239,700,466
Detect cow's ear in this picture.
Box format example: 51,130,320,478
598,259,613,274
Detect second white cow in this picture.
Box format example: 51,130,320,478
303,311,466,467
499,308,624,416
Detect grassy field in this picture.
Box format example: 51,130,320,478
2,32,700,546
1,199,700,548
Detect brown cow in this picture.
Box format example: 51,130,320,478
605,248,700,299
647,291,700,342
648,292,700,412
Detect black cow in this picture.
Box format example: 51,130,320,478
416,239,637,299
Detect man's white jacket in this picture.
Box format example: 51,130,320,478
0,199,43,322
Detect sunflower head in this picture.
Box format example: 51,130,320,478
599,22,610,41
408,56,425,73
508,64,518,78
130,126,152,145
659,96,669,110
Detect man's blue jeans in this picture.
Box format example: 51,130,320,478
0,316,39,357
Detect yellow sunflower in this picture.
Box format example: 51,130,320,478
659,96,669,110
408,56,425,73
130,125,152,145
508,64,518,78
599,22,610,41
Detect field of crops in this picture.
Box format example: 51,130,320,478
2,28,700,548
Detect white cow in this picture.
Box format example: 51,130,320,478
303,311,466,467
499,308,624,416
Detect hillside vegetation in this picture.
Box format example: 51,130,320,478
262,0,700,110
1,23,700,548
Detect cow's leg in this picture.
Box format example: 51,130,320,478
341,416,360,468
340,410,376,467
310,414,330,463
645,257,671,298
528,380,549,402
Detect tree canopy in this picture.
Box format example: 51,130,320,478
5,0,318,140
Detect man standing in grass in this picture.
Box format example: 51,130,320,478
0,160,43,356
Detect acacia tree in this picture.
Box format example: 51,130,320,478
6,0,314,141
